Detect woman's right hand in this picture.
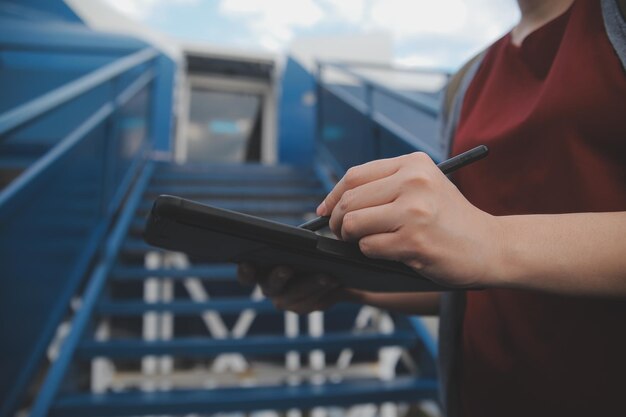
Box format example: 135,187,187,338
237,262,360,314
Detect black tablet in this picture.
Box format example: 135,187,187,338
143,195,447,293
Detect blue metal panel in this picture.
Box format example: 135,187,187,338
318,86,376,172
278,57,317,165
313,59,447,177
50,378,438,417
0,18,147,53
0,50,120,72
373,92,441,157
0,0,82,24
0,48,157,136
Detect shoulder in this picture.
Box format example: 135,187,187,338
602,0,626,70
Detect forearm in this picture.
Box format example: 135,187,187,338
491,211,626,296
351,291,441,316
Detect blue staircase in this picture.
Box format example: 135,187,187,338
1,3,443,416
25,161,437,417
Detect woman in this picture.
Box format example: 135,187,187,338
239,0,626,415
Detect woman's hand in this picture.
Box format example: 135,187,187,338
317,151,502,288
237,263,360,314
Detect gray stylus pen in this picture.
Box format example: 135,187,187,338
299,144,489,231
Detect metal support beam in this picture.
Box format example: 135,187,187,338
75,332,418,359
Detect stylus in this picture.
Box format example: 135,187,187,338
299,144,489,231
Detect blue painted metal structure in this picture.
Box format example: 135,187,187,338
0,2,448,416
278,58,317,166
0,3,175,415
314,61,446,178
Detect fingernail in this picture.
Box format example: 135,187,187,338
316,200,326,216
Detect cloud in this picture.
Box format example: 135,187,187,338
220,0,325,45
369,0,469,38
216,0,518,65
320,0,367,24
368,0,518,45
103,0,199,20
102,0,519,67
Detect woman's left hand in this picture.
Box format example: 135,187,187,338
317,152,502,288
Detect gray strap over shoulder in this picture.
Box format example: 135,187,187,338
438,53,485,158
602,0,626,71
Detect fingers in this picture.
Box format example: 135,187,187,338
237,262,257,286
274,279,345,314
300,287,346,313
317,157,402,216
333,202,400,241
260,266,295,296
272,274,337,307
358,232,407,262
328,176,400,238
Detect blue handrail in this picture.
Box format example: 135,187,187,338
315,60,446,175
0,47,158,137
0,44,161,417
321,59,451,77
29,162,155,417
0,103,114,215
320,61,440,116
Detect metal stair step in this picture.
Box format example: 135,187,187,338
75,331,418,359
153,163,315,177
145,184,325,198
131,213,310,231
137,200,317,215
110,264,237,280
152,170,317,182
51,377,438,417
95,299,358,317
151,178,323,189
96,298,274,316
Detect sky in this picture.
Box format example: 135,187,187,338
102,0,520,70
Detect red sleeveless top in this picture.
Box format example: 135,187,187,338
452,1,626,416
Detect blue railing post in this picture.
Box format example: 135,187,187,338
312,60,445,172
101,77,121,216
363,82,380,160
315,61,324,159
150,55,176,152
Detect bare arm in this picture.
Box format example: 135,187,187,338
492,212,626,296
354,291,441,315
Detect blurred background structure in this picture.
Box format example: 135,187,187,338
0,1,516,416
